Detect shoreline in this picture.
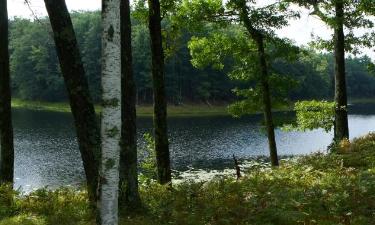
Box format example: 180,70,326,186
11,99,230,117
11,98,374,118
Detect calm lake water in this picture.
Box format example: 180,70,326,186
12,104,375,191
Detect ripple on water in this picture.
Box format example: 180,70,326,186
11,108,375,191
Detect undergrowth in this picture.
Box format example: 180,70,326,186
2,133,375,224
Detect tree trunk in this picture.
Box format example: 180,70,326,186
148,0,172,184
120,0,141,210
254,35,279,166
99,0,121,224
43,0,100,205
237,1,279,166
334,0,349,142
0,0,14,184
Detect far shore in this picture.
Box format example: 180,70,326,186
11,99,230,117
11,98,373,117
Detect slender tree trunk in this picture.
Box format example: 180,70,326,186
43,0,100,205
120,0,141,209
99,0,121,224
254,35,279,166
0,0,14,184
334,0,349,142
238,1,279,166
148,0,172,184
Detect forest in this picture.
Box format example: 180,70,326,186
8,11,375,104
0,0,375,225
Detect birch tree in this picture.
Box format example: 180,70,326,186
99,0,121,224
0,0,14,184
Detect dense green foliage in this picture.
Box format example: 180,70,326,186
4,2,375,224
9,11,232,104
286,100,336,132
188,26,299,116
1,133,375,224
8,11,375,104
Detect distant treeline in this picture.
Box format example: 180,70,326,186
8,11,375,103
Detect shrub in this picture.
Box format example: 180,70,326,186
2,133,375,224
0,215,46,225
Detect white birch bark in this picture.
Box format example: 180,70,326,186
99,0,121,224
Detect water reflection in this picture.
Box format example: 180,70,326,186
12,104,375,191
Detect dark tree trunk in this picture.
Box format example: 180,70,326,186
120,0,142,209
254,35,279,166
334,0,349,142
0,0,14,184
238,2,279,166
44,0,100,205
148,0,172,184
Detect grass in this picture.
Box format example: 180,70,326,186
11,99,229,117
11,98,375,117
137,104,228,117
11,99,73,113
2,133,375,224
348,98,375,104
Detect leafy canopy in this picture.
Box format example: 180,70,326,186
287,0,375,55
284,100,336,133
185,0,300,117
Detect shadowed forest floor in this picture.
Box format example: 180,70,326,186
2,133,375,224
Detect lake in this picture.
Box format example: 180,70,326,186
12,104,375,191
